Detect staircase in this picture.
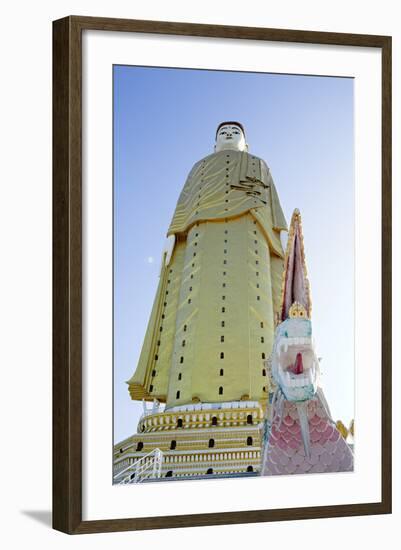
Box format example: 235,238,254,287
113,448,163,484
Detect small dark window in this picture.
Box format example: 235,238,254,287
247,436,253,446
159,326,163,332
257,296,260,301
208,439,215,448
119,448,123,454
247,414,253,425
263,386,266,392
149,385,153,392
220,352,224,359
212,416,218,426
178,373,182,380
222,283,226,288
188,299,191,304
154,354,158,361
189,287,192,292
177,418,183,428
192,263,195,268
183,324,187,332
152,369,156,376
247,465,254,472
164,302,167,307
170,440,176,450
130,473,135,480
223,271,226,275
262,352,266,359
136,442,144,451
222,295,226,300
219,386,223,395
256,272,259,276
262,369,266,376
180,356,184,364
206,468,213,475
256,260,259,265
161,314,165,319
260,321,263,328
222,307,225,313
220,335,224,342
223,260,227,265
176,391,180,399
182,340,186,347
165,470,173,477
221,321,225,327
220,369,224,376
261,337,264,343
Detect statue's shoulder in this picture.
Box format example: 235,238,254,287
249,152,270,170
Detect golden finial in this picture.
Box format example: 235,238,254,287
336,420,348,439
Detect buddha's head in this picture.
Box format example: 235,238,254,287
215,121,248,152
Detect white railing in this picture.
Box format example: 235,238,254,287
113,448,163,484
139,399,165,421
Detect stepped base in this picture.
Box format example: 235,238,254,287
114,401,265,482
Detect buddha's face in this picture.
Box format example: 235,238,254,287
215,124,247,152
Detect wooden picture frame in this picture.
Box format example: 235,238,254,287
53,15,392,534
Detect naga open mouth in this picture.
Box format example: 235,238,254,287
277,338,316,389
272,323,319,402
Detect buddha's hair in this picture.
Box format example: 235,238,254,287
215,121,246,139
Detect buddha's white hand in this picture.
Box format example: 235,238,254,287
163,234,175,266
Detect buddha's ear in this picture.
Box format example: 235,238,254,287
213,144,217,152
245,142,249,152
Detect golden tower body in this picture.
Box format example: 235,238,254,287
114,135,287,482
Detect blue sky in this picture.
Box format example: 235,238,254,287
113,65,354,444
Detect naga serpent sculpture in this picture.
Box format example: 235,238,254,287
261,210,354,476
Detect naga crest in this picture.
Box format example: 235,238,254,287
271,209,320,403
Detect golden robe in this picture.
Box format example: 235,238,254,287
127,150,287,406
